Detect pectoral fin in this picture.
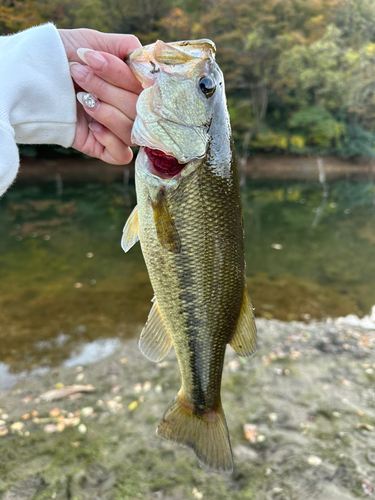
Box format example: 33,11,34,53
139,299,173,362
121,205,139,253
152,192,181,254
229,289,257,358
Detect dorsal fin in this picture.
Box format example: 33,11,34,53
229,288,257,358
139,299,173,362
121,205,139,253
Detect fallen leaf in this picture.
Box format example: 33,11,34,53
11,422,25,432
128,401,138,411
357,423,374,431
40,385,95,402
362,479,373,496
244,424,258,443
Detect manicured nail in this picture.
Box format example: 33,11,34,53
89,122,104,133
70,62,91,81
77,48,107,70
77,92,99,110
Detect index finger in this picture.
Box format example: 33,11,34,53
79,49,143,95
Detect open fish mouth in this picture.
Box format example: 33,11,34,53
144,147,188,178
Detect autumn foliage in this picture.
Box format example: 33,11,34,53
2,0,375,158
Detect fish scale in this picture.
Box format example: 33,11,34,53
123,38,257,474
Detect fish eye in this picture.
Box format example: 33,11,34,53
198,76,216,98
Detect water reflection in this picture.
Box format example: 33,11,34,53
0,179,374,372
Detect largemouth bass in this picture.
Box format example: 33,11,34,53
122,39,257,474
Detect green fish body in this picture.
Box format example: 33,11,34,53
123,40,257,474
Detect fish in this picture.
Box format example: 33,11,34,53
122,39,257,474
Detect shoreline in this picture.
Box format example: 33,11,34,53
15,155,375,185
1,318,374,499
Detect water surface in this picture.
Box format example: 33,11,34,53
1,179,374,374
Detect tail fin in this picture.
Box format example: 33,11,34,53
156,392,233,475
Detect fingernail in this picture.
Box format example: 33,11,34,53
77,48,107,70
77,92,99,110
70,62,91,81
89,122,104,133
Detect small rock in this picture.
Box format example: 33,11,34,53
367,451,375,465
78,424,87,434
192,488,203,499
133,383,142,393
44,424,57,433
271,243,283,250
22,413,30,420
307,455,322,466
0,427,9,437
157,361,169,368
74,282,83,288
0,419,6,426
143,381,152,392
233,445,258,462
81,407,94,417
257,435,266,443
86,252,94,258
226,360,240,372
76,373,84,382
268,412,278,422
332,411,341,418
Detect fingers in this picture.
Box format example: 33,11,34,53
78,49,143,94
89,122,133,164
70,62,138,120
77,92,134,146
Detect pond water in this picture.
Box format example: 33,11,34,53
1,178,375,376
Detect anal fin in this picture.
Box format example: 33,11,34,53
139,299,173,362
121,205,139,253
229,288,257,358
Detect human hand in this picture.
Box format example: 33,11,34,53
58,29,143,164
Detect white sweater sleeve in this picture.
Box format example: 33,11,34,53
0,23,77,196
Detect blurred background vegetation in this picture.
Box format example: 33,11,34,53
2,0,375,160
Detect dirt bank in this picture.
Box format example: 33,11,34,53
1,318,375,500
15,155,375,185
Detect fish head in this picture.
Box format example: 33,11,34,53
127,39,225,181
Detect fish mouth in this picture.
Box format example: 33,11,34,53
144,147,187,178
